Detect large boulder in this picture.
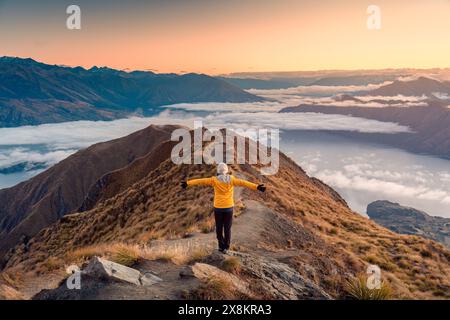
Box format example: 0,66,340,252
83,257,162,286
229,251,332,300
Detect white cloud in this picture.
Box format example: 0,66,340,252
200,112,411,133
163,102,286,112
0,117,164,149
0,148,76,169
356,94,428,102
432,92,450,100
315,169,450,207
246,81,393,98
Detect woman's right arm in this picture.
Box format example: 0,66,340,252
187,177,214,187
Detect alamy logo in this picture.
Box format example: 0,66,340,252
66,5,81,30
367,5,381,30
66,265,81,290
171,121,279,175
366,264,381,289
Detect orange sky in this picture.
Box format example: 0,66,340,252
1,0,449,74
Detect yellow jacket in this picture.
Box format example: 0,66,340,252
187,175,258,208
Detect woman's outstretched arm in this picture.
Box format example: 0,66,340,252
232,177,258,190
186,177,214,187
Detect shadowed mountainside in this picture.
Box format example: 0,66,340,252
367,201,450,248
0,125,179,262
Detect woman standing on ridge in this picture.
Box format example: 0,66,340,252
181,163,266,254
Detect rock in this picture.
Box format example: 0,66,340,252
191,263,252,297
179,266,195,278
140,271,164,286
229,251,332,300
83,257,162,286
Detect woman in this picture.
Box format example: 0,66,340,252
181,163,266,254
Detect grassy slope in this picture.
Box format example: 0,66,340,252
2,142,449,299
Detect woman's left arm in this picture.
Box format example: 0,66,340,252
232,177,258,190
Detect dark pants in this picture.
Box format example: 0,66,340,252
214,207,233,250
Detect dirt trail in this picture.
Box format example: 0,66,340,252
147,199,273,256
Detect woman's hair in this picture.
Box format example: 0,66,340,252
217,162,229,175
216,162,231,183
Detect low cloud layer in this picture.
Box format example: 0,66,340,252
0,107,411,149
200,111,410,133
246,81,393,98
284,136,450,218
0,148,76,170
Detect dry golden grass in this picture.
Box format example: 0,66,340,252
67,243,141,267
142,244,210,265
221,257,241,275
110,244,141,267
65,240,211,268
0,284,25,300
185,276,248,300
345,275,393,300
0,271,22,288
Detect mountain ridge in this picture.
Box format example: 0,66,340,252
0,57,264,127
1,128,449,299
0,125,179,262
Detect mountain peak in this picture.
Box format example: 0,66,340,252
369,76,450,96
0,56,39,65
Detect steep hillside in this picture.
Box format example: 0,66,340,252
2,131,449,299
0,57,264,127
0,125,178,262
368,201,450,248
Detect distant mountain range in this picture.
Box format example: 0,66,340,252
280,77,450,159
367,200,450,248
0,57,264,127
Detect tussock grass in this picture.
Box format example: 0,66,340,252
0,272,22,288
66,240,211,268
221,257,241,275
42,257,64,271
0,284,25,300
345,275,392,300
110,244,141,267
67,243,141,267
185,276,247,300
143,243,210,265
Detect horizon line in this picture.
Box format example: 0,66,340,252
3,55,450,77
